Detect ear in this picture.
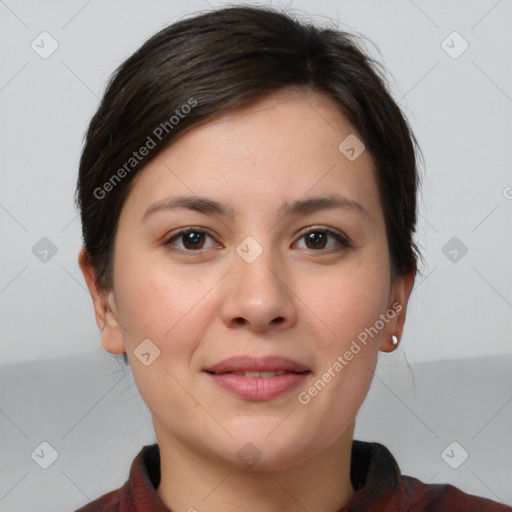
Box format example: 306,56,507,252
78,248,126,355
380,270,415,353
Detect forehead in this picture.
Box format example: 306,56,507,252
120,89,381,224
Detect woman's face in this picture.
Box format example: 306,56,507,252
82,89,412,470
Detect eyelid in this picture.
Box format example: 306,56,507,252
166,226,216,238
163,225,351,252
164,226,220,249
295,225,350,246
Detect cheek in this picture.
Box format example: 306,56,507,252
113,245,170,333
114,272,177,342
113,261,211,417
113,251,219,355
297,252,389,429
299,259,390,353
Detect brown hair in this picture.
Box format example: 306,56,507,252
76,5,422,292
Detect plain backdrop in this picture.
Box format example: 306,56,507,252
1,1,511,362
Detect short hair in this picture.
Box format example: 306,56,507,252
76,5,422,292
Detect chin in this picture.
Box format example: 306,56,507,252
220,423,314,470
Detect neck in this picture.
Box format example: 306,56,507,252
155,421,356,512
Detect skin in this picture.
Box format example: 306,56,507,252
80,89,415,512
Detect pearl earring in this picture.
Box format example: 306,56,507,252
391,335,399,346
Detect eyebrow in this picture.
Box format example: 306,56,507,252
142,194,370,222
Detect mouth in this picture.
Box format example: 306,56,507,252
203,355,311,400
207,370,306,378
203,354,310,375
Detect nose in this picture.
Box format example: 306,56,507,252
220,245,297,333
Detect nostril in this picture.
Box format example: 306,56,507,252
271,317,285,324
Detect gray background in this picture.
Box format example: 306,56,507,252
1,0,511,511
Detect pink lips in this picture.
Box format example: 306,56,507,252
203,355,311,401
204,355,310,374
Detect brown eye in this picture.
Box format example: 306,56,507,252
304,231,328,249
181,231,206,250
295,228,350,252
165,229,216,251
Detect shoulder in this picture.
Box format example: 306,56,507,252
71,444,162,512
349,440,511,511
73,488,122,512
399,475,512,511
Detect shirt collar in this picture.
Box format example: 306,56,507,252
120,439,401,511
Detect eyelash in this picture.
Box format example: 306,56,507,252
163,226,351,254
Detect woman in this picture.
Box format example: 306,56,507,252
74,5,511,511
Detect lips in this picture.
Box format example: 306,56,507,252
228,370,287,378
203,355,311,401
203,355,310,375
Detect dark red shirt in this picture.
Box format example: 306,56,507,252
74,440,511,511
